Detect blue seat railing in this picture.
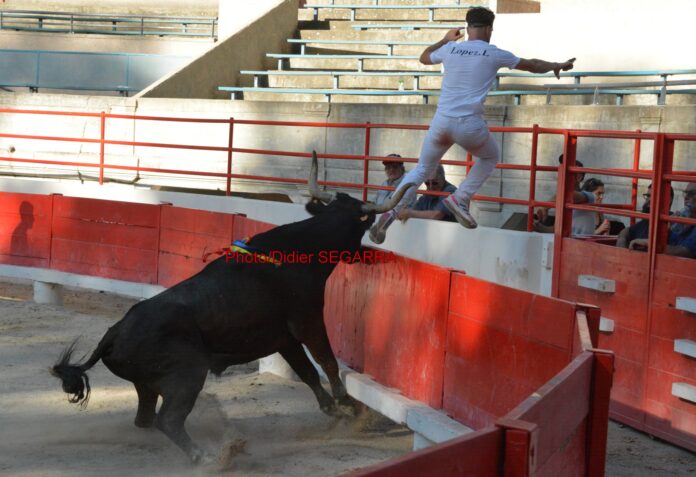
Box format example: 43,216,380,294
267,52,422,71
240,69,443,89
0,10,218,38
303,3,475,21
352,23,464,30
218,83,696,105
287,38,431,55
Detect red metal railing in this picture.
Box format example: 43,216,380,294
549,129,696,296
0,107,693,277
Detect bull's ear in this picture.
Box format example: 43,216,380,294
359,214,369,222
305,198,327,216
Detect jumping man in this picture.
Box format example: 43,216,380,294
370,6,575,243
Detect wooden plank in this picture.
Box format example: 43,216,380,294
505,353,593,469
344,426,503,477
52,196,159,227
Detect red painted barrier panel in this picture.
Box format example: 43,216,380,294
444,273,579,429
504,352,593,476
557,239,649,429
344,426,504,477
50,196,160,283
0,193,52,268
645,254,696,453
232,215,275,240
157,205,236,287
325,256,450,407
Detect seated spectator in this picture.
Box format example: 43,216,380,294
616,183,674,248
572,178,609,236
375,154,409,206
629,182,696,258
397,165,457,222
535,154,585,228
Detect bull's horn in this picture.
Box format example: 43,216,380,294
361,183,416,214
309,151,336,203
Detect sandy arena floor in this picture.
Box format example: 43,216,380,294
0,280,693,476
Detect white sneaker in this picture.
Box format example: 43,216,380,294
369,211,396,244
443,195,477,229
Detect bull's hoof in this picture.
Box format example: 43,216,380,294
336,395,364,418
189,447,215,465
320,402,341,418
134,415,155,428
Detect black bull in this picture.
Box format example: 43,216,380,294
50,152,413,463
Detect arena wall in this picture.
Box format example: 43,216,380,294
139,0,301,99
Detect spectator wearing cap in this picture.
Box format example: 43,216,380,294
374,154,411,206
397,165,457,222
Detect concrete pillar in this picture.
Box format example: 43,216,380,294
259,352,300,381
33,281,64,305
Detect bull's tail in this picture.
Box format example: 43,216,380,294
50,335,109,408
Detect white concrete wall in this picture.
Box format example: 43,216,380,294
139,0,300,98
218,0,286,39
0,176,555,294
494,0,696,71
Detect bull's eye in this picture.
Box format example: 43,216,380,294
359,215,369,222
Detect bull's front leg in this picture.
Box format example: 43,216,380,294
291,317,362,417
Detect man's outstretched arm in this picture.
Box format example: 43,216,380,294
516,57,576,79
420,28,463,65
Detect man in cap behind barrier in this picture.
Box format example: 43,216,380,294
369,6,576,244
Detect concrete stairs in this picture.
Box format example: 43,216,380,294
233,2,481,104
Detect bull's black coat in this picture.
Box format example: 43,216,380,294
51,154,410,463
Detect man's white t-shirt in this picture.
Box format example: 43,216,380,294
430,40,520,117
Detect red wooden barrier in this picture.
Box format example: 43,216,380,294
232,215,276,240
445,273,580,429
325,257,450,407
50,196,160,283
645,255,696,452
344,427,504,477
157,205,236,287
504,353,593,476
0,193,52,268
557,239,650,429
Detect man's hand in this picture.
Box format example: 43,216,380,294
629,238,649,251
397,209,411,222
553,57,576,79
535,207,549,223
443,28,464,42
595,219,610,235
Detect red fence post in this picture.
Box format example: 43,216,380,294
99,111,106,185
362,121,371,202
527,124,539,231
227,117,234,196
630,130,642,226
551,132,577,297
577,303,601,349
497,418,538,477
586,350,614,477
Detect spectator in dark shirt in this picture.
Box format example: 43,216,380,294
397,165,457,222
627,182,695,258
616,184,673,248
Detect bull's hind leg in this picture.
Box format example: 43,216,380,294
134,383,158,428
279,340,337,416
156,366,209,464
